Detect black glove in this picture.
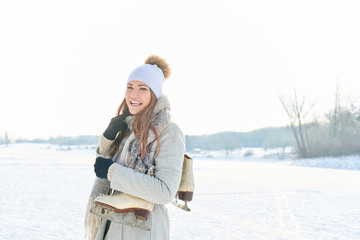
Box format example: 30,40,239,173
94,157,114,179
103,114,128,140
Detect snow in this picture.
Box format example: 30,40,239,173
192,147,360,171
291,155,360,171
0,144,360,239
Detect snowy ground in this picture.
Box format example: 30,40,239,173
0,144,359,240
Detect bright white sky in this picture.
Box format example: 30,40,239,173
1,0,360,139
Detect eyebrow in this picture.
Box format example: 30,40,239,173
127,83,148,87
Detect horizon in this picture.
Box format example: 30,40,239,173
2,123,293,141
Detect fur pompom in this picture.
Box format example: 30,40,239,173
145,55,171,79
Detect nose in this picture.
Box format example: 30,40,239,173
130,89,139,98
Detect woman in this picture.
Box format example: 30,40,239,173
84,55,186,240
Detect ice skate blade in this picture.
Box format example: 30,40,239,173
94,201,151,220
171,200,190,211
90,207,151,231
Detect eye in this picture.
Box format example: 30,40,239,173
140,87,148,91
127,86,133,90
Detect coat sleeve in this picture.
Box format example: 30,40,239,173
96,135,114,156
109,123,186,204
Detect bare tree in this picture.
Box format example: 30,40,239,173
328,83,341,138
279,89,314,158
327,84,360,138
4,132,9,146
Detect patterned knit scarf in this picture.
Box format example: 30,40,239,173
127,138,155,176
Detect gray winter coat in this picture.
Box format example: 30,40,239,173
94,96,185,240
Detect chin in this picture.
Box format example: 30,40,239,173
129,108,142,115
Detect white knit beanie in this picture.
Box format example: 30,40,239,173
127,64,165,98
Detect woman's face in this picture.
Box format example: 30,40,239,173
125,80,152,115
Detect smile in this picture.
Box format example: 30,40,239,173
130,100,142,106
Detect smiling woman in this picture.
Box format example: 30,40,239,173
126,81,152,115
85,55,186,240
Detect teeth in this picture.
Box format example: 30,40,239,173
130,100,142,105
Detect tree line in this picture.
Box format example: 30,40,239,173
13,135,100,146
185,127,294,154
3,128,295,153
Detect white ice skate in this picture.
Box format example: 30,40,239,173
172,154,194,211
90,192,154,231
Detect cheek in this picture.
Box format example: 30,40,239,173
142,92,152,107
125,90,129,101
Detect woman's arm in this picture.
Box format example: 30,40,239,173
109,123,186,204
96,135,115,156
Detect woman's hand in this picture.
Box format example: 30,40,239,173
94,157,114,179
103,114,128,140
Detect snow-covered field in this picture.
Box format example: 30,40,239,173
0,144,360,240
